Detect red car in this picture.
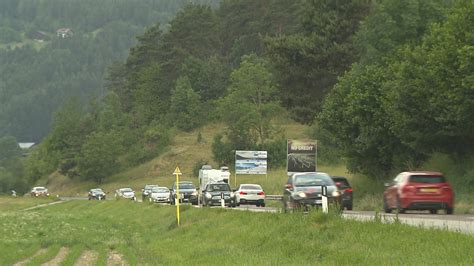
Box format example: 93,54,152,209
383,171,454,214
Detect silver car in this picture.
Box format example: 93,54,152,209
115,188,136,201
149,187,171,204
235,184,265,207
282,172,342,212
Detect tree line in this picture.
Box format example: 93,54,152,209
1,0,472,193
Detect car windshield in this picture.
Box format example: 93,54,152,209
91,189,103,193
241,185,262,190
152,187,169,193
121,188,133,192
35,188,46,191
409,175,446,183
178,183,195,189
145,185,158,190
207,184,230,192
294,173,334,187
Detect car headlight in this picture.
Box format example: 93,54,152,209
230,192,235,197
192,191,198,196
297,191,306,198
205,192,212,199
332,191,341,197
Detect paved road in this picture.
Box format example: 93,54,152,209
232,206,474,235
342,210,474,235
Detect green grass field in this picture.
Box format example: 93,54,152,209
0,199,473,265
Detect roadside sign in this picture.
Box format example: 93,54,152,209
173,166,182,226
173,166,182,175
287,140,317,175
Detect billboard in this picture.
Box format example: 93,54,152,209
235,150,267,175
287,139,317,174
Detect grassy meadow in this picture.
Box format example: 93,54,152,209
0,199,473,265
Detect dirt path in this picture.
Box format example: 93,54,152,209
13,248,47,266
107,251,129,266
74,250,98,266
41,247,70,266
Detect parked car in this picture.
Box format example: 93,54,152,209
282,172,342,212
383,171,454,214
234,184,265,207
202,182,236,207
331,176,353,210
115,188,136,201
142,184,159,201
170,181,198,205
149,187,171,204
88,188,106,200
30,186,49,197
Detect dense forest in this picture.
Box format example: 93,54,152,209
0,0,472,194
0,0,218,142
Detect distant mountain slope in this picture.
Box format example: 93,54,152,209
0,0,219,142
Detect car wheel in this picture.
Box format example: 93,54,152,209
261,203,266,207
256,203,260,207
430,209,437,214
347,204,353,211
396,197,405,214
383,197,392,213
446,207,453,215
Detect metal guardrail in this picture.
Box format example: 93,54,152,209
266,195,283,200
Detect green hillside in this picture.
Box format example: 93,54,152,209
43,121,349,196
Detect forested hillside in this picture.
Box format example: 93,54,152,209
1,0,472,194
0,0,218,142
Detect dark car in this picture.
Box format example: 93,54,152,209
170,181,198,205
202,182,236,207
142,184,159,201
88,188,106,200
383,171,454,214
331,176,353,210
282,172,342,212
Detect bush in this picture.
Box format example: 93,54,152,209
211,134,234,166
192,159,208,178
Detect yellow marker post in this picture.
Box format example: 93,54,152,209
173,166,182,226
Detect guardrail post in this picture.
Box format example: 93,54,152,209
321,185,328,213
221,192,225,208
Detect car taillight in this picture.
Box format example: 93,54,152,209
257,192,265,196
344,188,353,193
239,191,247,195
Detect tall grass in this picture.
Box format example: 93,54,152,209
1,200,473,265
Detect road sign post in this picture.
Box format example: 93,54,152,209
220,192,225,208
321,185,328,213
173,166,182,226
